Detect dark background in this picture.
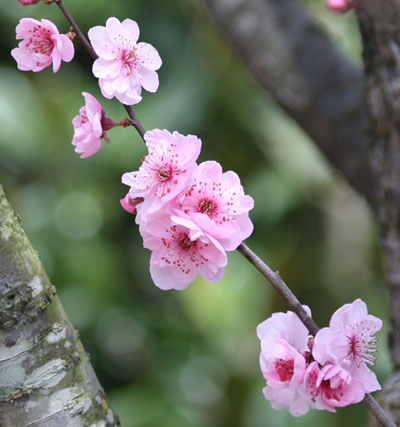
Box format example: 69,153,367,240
0,1,390,426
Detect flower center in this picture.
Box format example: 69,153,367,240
274,359,294,382
121,48,137,74
198,199,215,216
178,234,192,250
157,165,172,182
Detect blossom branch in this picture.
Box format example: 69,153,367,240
238,243,396,427
54,0,145,141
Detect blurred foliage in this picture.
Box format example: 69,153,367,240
0,1,391,426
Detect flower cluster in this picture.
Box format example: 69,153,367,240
257,299,382,416
121,129,254,290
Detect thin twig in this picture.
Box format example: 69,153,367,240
238,243,396,427
55,0,146,142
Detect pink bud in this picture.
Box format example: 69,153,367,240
326,0,350,12
18,0,41,4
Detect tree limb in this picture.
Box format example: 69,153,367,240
203,0,371,202
0,186,119,426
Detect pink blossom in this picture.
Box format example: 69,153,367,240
72,92,119,158
140,212,227,290
313,299,382,393
172,161,254,250
326,0,357,12
88,17,162,105
11,18,74,72
122,129,201,221
257,309,313,416
304,362,365,412
120,193,143,214
18,0,41,4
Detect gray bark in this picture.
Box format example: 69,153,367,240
0,186,119,427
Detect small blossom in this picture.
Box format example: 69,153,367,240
18,0,41,4
257,308,313,416
313,299,382,393
326,0,357,12
140,212,227,290
122,129,201,221
88,17,162,105
11,18,74,72
172,161,254,250
120,194,143,214
304,362,365,412
72,92,119,158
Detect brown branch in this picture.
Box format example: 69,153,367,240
203,0,371,204
238,243,396,427
55,0,146,141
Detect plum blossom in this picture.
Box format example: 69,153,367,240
88,17,162,105
140,212,227,290
304,362,365,412
172,161,254,250
257,300,382,416
120,193,143,214
312,299,382,393
257,308,313,416
72,92,119,158
326,0,357,12
18,0,40,4
122,129,201,221
11,18,74,72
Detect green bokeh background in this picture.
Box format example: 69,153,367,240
0,1,391,426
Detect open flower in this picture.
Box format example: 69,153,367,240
257,309,313,416
140,212,227,290
11,18,74,72
88,17,162,105
172,160,254,250
122,129,201,221
312,299,382,393
304,362,365,412
72,92,119,158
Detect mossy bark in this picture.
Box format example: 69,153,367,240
0,186,120,427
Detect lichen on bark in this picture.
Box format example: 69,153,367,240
0,186,120,427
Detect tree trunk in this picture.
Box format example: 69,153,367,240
0,186,119,427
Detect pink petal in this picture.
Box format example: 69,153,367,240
135,42,162,70
138,68,159,92
88,25,116,59
121,18,140,44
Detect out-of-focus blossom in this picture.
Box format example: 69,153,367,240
18,0,41,5
11,18,74,72
88,17,162,105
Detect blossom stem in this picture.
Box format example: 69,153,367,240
54,0,146,142
237,243,396,427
